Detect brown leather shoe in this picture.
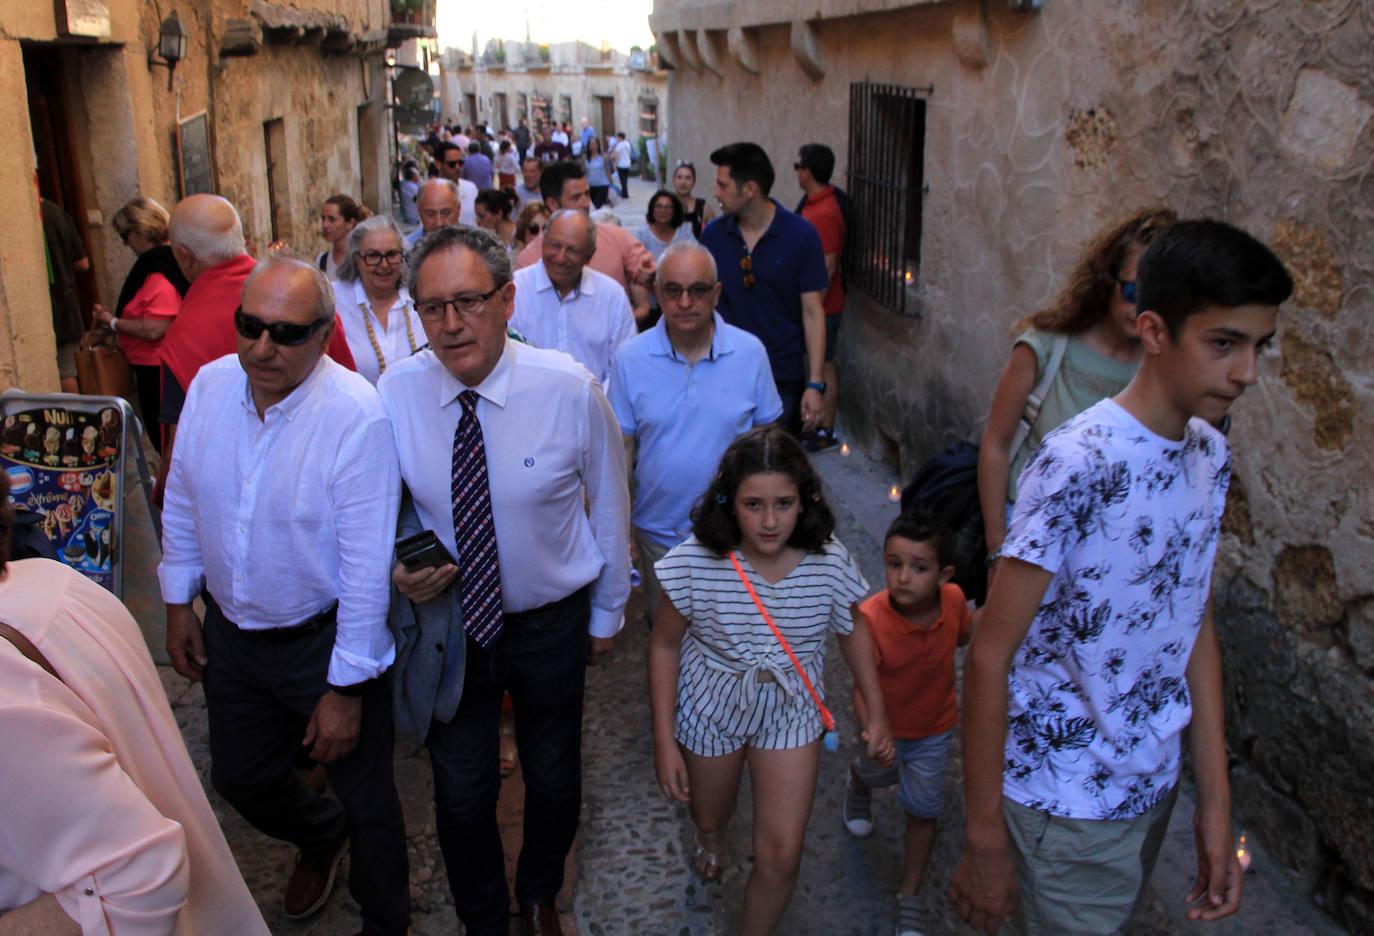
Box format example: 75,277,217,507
519,899,562,936
283,835,348,919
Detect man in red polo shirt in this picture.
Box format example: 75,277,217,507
796,143,848,452
157,195,355,497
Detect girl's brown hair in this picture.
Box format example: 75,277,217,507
324,194,370,224
1015,207,1177,335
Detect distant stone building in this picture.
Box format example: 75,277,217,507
0,0,430,391
439,40,669,165
651,0,1373,929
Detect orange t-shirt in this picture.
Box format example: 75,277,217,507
857,583,971,739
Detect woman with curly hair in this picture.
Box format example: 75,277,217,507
648,426,893,935
977,207,1176,579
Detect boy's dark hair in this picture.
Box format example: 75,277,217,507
646,189,685,228
710,142,776,197
797,143,835,185
539,160,586,205
691,426,835,555
1137,219,1294,337
885,510,952,568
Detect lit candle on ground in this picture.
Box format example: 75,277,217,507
840,442,851,457
1236,833,1252,873
888,484,900,503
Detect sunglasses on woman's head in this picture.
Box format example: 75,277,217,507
234,309,330,346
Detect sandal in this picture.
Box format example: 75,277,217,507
692,831,725,882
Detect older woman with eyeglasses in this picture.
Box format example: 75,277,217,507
672,160,715,239
88,197,190,453
333,216,425,385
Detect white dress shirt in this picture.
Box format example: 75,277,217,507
335,280,426,385
511,261,635,389
158,354,401,686
377,342,631,637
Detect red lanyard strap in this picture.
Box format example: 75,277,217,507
728,552,836,733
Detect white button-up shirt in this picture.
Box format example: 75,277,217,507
511,261,635,389
335,280,426,385
158,354,401,686
377,342,631,637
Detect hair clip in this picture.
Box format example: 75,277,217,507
715,493,729,504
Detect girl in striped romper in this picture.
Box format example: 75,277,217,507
649,426,895,935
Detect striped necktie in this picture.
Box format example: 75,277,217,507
450,390,503,647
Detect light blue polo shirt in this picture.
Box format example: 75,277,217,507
609,313,783,549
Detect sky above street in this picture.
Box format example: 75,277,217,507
437,0,655,54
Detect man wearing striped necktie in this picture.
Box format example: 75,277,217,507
378,226,630,936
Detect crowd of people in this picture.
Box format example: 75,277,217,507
7,127,1298,936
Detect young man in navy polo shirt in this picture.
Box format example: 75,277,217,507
698,142,829,437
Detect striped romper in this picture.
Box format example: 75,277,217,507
655,536,869,756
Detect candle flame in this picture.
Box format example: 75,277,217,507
888,484,900,502
905,270,914,284
840,443,851,456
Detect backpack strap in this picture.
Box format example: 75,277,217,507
1008,333,1069,463
728,552,836,733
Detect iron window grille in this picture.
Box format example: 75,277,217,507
846,82,928,315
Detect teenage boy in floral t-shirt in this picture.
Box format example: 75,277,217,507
950,220,1293,936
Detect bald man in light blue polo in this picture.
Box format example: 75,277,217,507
609,242,782,618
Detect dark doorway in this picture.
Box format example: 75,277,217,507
598,96,616,138
23,42,98,317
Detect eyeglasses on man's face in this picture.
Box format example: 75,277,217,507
234,309,329,346
660,282,714,303
360,249,405,267
414,286,503,321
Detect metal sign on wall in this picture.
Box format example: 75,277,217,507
178,112,214,198
56,0,111,37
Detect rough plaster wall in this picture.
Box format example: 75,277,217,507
664,0,1374,926
0,40,61,392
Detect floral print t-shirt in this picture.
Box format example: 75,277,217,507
1001,398,1230,820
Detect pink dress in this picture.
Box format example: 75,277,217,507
0,559,267,935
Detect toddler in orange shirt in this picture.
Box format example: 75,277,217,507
844,511,972,936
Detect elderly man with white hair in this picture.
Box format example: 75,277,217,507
404,178,476,250
510,209,635,389
159,254,409,935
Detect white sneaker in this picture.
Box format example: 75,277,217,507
895,893,926,936
842,776,873,837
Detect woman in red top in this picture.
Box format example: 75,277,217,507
92,198,189,453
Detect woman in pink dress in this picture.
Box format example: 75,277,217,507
0,474,267,935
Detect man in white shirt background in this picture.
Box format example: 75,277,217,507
404,179,474,250
159,255,409,935
379,226,629,936
515,161,656,325
435,143,480,222
512,210,635,389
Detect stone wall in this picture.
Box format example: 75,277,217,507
658,0,1373,928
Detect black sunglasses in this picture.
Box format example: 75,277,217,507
234,309,330,346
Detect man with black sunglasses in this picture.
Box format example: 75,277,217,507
160,255,409,936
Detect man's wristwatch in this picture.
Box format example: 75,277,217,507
804,380,826,393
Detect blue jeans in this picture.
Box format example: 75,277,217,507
427,587,591,935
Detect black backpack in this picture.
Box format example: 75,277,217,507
900,441,987,605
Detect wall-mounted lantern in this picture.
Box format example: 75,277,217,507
148,11,190,91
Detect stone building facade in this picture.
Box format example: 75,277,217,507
439,40,669,159
0,0,426,392
651,0,1373,929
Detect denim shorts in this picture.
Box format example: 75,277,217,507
852,729,952,819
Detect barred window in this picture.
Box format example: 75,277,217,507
846,83,927,315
